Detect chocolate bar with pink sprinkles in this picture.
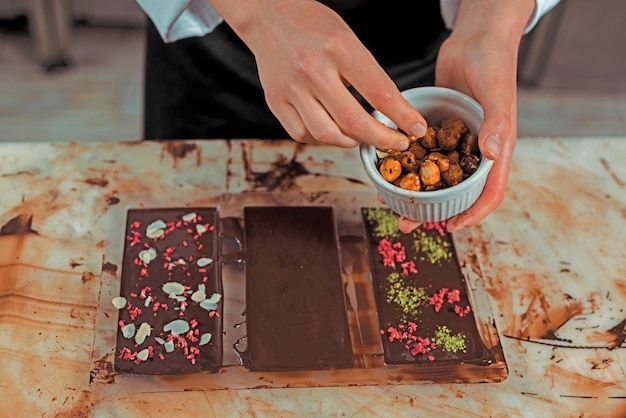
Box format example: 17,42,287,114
362,208,492,365
113,208,222,374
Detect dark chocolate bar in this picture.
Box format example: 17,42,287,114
114,208,222,374
241,206,354,371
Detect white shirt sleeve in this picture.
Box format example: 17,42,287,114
136,0,223,42
440,0,562,35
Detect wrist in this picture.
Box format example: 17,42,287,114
206,0,271,43
452,0,536,43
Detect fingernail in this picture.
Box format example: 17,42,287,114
447,220,465,233
409,123,427,138
392,139,409,151
485,134,501,159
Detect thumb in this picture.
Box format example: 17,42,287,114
476,89,513,161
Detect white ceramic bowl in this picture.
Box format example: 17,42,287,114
360,86,493,223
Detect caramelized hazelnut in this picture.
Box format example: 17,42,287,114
419,127,438,149
445,150,460,164
441,118,468,136
379,156,403,182
460,154,480,176
459,132,479,155
419,160,441,186
408,142,428,160
394,171,421,191
375,116,482,192
441,162,464,186
436,127,460,151
397,151,419,171
425,152,450,172
424,181,446,191
375,148,401,159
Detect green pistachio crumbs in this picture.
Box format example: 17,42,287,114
365,208,400,240
413,231,452,264
385,272,428,317
433,325,467,353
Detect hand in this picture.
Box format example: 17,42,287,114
209,0,428,149
399,0,534,234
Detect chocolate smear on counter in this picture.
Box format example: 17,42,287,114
101,261,118,276
600,157,625,188
164,141,197,159
70,260,83,268
608,317,626,348
251,155,309,191
161,141,201,167
84,175,109,188
0,214,37,235
106,195,120,205
241,141,365,191
90,354,117,384
81,271,95,283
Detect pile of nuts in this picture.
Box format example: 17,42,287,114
377,118,481,191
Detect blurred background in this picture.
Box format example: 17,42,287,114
0,0,625,142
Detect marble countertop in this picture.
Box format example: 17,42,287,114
0,138,624,417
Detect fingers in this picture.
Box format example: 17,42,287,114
272,72,412,150
314,78,413,150
270,96,361,148
342,49,429,140
476,95,513,161
398,216,422,234
287,43,428,150
446,132,516,232
444,61,516,232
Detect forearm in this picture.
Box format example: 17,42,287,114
205,0,273,47
452,0,535,43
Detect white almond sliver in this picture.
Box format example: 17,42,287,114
164,340,175,353
121,323,136,339
135,322,151,345
154,337,165,345
163,319,190,336
197,257,213,267
162,282,185,295
196,224,207,234
199,293,222,311
138,247,157,264
199,301,217,311
112,296,127,309
182,212,197,222
146,219,167,239
199,333,212,346
137,348,150,361
205,293,222,304
191,290,206,302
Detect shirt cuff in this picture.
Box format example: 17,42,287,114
136,0,224,42
439,0,561,35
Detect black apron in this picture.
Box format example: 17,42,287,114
143,1,448,140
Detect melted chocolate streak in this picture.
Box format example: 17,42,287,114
0,215,37,235
503,315,626,350
238,142,365,192
600,157,625,188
